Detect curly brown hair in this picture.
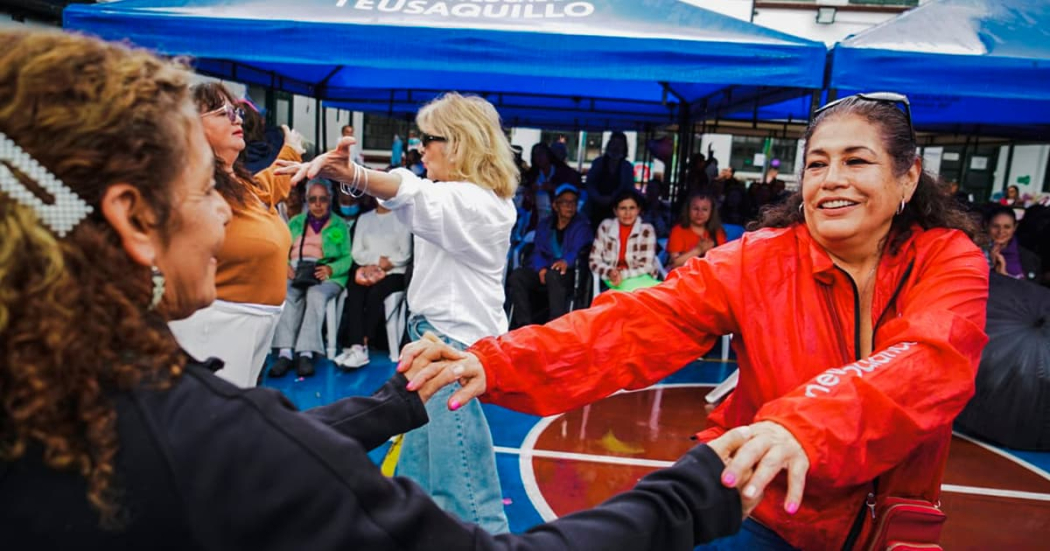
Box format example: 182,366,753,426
752,96,978,254
192,82,262,210
0,30,192,528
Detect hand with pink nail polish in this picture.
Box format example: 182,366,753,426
719,421,809,517
706,426,762,517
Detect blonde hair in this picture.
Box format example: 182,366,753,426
416,92,519,199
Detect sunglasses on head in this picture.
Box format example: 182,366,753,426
814,92,914,141
420,132,447,147
202,103,245,123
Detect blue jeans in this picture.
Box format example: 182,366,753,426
697,518,799,550
396,315,510,534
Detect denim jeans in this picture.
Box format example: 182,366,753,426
696,518,800,550
396,315,510,534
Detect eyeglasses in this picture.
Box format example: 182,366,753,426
307,196,331,204
814,92,914,142
420,132,447,147
202,103,245,123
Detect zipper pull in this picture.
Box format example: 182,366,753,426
866,492,877,520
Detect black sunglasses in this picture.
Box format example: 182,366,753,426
814,92,914,141
420,132,447,147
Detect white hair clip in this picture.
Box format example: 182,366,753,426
0,132,93,237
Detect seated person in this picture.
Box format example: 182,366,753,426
590,189,659,292
270,180,353,377
507,184,592,329
667,193,727,271
984,205,1041,281
333,203,413,368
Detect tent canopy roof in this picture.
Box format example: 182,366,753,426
64,0,826,130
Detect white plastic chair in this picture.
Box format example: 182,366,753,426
382,291,407,362
324,288,408,363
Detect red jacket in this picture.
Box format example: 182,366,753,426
471,224,988,550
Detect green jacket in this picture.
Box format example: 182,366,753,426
287,213,353,288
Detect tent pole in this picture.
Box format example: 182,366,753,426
314,97,322,156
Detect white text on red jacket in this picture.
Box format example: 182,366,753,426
804,342,919,398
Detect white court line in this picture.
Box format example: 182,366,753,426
501,445,1050,503
495,446,675,469
941,484,1050,502
505,391,1050,521
952,431,1050,483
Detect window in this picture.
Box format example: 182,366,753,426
362,113,414,152
728,136,798,176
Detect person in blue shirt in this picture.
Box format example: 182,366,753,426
507,183,593,328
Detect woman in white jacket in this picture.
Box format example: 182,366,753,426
280,92,517,534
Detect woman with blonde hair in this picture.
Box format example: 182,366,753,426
282,92,518,532
0,30,763,549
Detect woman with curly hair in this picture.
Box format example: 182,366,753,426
167,81,304,386
0,28,760,550
400,93,990,550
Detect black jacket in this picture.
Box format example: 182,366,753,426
1,360,741,550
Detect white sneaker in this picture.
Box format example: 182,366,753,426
336,345,370,369
332,348,353,365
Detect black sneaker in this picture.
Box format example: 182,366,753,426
295,355,315,377
269,356,293,378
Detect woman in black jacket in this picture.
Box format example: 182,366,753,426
0,29,755,550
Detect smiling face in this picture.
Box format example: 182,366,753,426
615,196,640,226
801,114,919,256
988,212,1017,247
154,122,232,319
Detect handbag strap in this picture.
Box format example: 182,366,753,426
290,219,328,266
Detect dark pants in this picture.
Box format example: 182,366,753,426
336,273,406,348
507,267,574,329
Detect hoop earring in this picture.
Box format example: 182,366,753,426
896,199,906,216
150,266,166,310
798,202,805,216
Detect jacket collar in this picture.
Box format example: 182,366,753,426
798,223,918,285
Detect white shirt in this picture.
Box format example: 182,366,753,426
351,209,412,275
380,168,515,345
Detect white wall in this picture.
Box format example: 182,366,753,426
700,133,733,170
1001,145,1050,198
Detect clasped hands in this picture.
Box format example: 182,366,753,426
397,334,810,518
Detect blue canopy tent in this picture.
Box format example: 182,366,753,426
720,0,1050,141
64,0,826,182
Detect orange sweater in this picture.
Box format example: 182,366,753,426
214,145,299,306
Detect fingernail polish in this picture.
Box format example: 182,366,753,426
449,400,460,411
744,486,757,499
406,381,416,391
786,502,799,515
722,473,736,486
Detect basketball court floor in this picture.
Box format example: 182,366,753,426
263,346,1050,550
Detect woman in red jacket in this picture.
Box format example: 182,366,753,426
401,93,988,550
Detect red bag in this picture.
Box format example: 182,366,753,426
865,497,946,551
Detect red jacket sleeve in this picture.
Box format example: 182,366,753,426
470,242,743,416
753,232,988,487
